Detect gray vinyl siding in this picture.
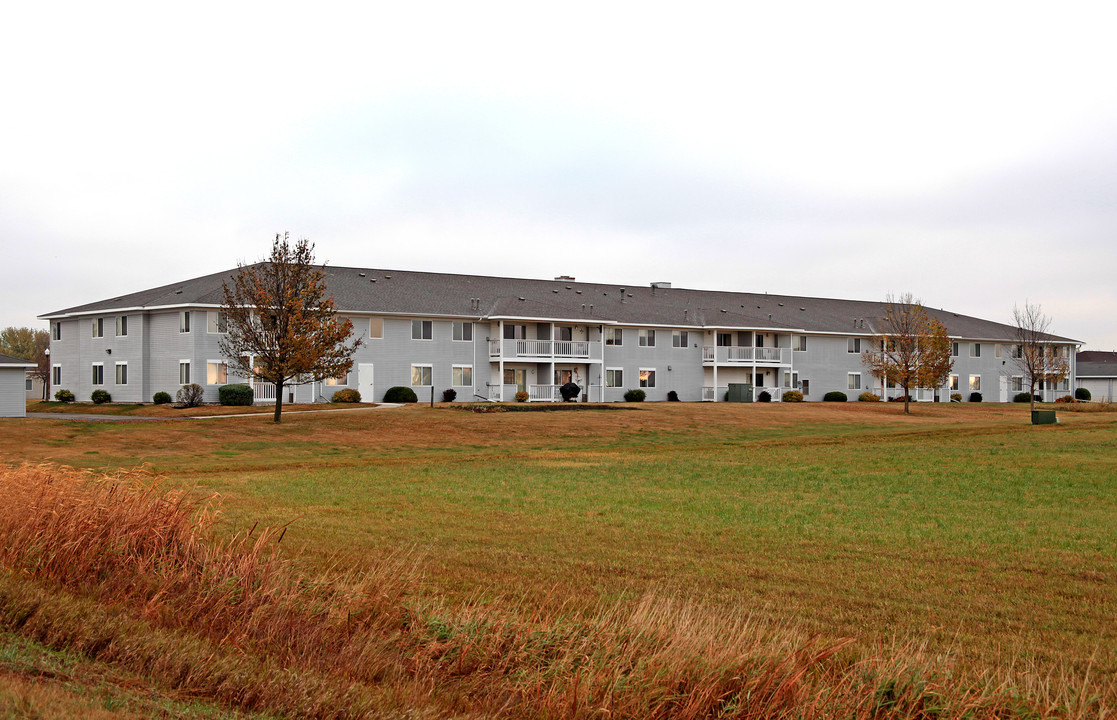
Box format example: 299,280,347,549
0,368,27,417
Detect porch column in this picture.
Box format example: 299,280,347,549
498,320,504,402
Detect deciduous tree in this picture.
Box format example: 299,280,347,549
1010,302,1069,412
861,294,954,415
219,233,361,423
0,326,50,398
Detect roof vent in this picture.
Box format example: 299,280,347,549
565,285,572,290
552,289,559,293
651,281,671,290
778,302,784,306
370,278,377,283
358,272,366,277
575,290,582,294
554,275,575,281
721,309,727,313
175,290,183,295
769,314,773,320
800,307,805,311
384,275,391,279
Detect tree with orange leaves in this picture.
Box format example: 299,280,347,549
862,293,954,415
219,233,361,423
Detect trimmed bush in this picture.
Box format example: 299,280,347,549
514,390,529,403
969,392,982,403
176,383,204,408
757,390,772,403
950,393,962,403
218,384,253,406
1013,392,1032,403
1055,395,1076,404
782,390,803,403
623,389,646,402
1075,387,1092,401
90,389,111,404
441,388,457,403
54,389,75,403
152,391,173,405
823,391,847,402
332,388,362,403
886,395,908,402
383,386,418,403
666,390,680,402
858,392,880,402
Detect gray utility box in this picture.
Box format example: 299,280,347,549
726,383,753,403
1031,410,1057,425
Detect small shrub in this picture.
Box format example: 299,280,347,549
823,391,847,402
90,389,111,404
1055,395,1076,404
1013,392,1032,403
332,388,362,403
176,383,204,408
383,386,418,403
514,390,529,403
782,390,803,402
152,391,173,405
858,392,880,402
54,389,75,403
623,389,646,402
218,384,253,406
886,395,908,402
441,388,457,403
969,392,982,403
1075,387,1092,401
757,390,772,403
950,393,962,403
666,390,680,402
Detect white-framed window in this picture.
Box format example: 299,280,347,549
794,335,807,352
91,363,104,386
368,317,383,339
453,321,473,342
91,317,104,338
847,338,861,353
848,372,861,390
503,324,527,340
949,375,959,391
207,311,227,334
411,364,432,385
717,332,732,347
638,329,655,347
412,320,432,340
555,326,573,342
1011,376,1023,392
639,368,656,387
52,365,61,386
452,365,472,386
207,361,228,385
52,323,61,341
605,327,622,346
116,316,128,337
25,376,33,391
951,342,959,357
606,368,623,388
1012,344,1022,359
114,362,128,385
324,371,348,386
179,361,191,385
971,343,981,358
970,375,981,392
672,330,689,348
179,311,191,333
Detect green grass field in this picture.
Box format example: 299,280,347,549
0,401,1113,718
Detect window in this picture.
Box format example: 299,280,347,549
503,324,527,340
639,369,656,387
91,363,104,386
969,375,981,392
52,365,61,385
207,361,228,385
949,375,959,391
970,343,981,358
452,365,472,386
25,377,33,391
1011,376,1023,392
179,311,191,333
368,317,383,339
847,338,861,353
116,316,128,337
605,327,622,345
207,311,227,334
755,334,765,348
1012,345,1022,359
606,368,623,388
411,364,432,385
638,329,655,347
179,361,191,385
91,317,104,338
115,362,128,385
794,335,807,352
53,323,61,340
453,321,473,342
848,372,861,390
555,326,572,342
951,342,959,357
412,320,432,340
324,371,348,386
672,330,689,348
716,333,732,347
995,344,1002,358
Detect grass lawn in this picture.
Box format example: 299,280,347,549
0,401,1113,715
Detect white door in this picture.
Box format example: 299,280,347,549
999,375,1008,403
358,363,374,402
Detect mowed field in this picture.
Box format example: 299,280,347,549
0,401,1114,717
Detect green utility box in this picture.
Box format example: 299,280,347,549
726,383,753,403
1031,410,1057,425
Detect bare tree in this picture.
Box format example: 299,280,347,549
862,293,954,415
1010,302,1069,411
219,234,362,423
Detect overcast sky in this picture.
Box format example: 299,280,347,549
3,2,1115,349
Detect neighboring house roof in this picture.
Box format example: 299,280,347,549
39,265,1080,342
0,353,36,368
1077,362,1117,378
1077,350,1117,363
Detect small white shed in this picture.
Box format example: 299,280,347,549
0,354,36,418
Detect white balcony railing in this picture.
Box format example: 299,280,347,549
701,386,716,401
728,346,753,362
252,382,276,401
494,339,592,359
701,347,792,364
528,384,556,401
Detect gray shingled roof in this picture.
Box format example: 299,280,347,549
40,265,1078,343
0,353,36,366
1077,361,1117,377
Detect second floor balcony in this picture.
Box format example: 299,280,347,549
490,339,596,360
701,346,792,365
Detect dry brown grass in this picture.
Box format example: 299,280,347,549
0,461,1108,719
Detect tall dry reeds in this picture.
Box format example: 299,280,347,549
0,463,1107,719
